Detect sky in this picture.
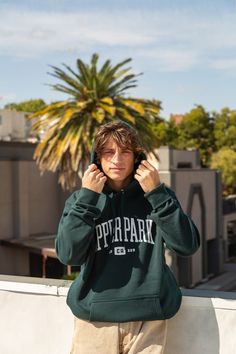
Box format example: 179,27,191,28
0,0,236,119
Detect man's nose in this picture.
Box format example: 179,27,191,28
111,151,122,163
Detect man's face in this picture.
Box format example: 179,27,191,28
99,138,135,188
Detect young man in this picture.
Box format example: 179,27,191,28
56,121,200,354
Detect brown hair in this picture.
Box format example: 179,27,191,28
94,120,144,162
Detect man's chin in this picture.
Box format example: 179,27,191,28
107,173,132,182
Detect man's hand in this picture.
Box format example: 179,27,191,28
82,164,107,193
134,160,161,193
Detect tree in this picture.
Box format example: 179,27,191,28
171,105,215,166
213,107,236,151
152,119,179,147
210,147,236,195
28,54,162,189
4,99,46,113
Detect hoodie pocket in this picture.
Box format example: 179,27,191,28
89,296,165,322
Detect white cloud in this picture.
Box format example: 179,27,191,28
0,92,17,103
210,58,236,70
0,10,155,58
0,6,236,73
137,48,200,72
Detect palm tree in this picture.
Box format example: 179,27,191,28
29,53,162,190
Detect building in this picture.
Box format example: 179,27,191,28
0,142,225,287
0,140,71,277
149,146,223,287
222,195,236,262
0,108,36,142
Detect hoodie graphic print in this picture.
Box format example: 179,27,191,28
56,173,200,322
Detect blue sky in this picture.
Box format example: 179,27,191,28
0,0,236,119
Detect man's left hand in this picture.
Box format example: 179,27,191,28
134,160,161,193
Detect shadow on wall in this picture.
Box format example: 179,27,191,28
164,297,220,354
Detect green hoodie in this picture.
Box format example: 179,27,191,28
56,173,200,322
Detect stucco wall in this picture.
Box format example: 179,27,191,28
0,276,236,354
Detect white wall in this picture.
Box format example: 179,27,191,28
165,290,236,354
0,276,236,354
0,109,27,140
0,276,74,354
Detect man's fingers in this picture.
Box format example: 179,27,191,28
136,161,153,175
95,171,105,180
84,164,97,176
88,163,98,171
100,176,107,183
82,165,107,193
140,160,155,171
86,164,101,176
137,164,146,172
135,168,145,176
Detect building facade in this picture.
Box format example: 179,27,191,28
0,108,35,142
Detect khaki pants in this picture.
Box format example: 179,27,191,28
71,317,167,354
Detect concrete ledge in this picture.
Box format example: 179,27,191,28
182,288,236,310
0,276,236,354
0,274,71,295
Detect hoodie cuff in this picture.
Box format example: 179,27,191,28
75,187,100,206
145,183,171,209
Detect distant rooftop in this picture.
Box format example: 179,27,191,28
170,113,184,124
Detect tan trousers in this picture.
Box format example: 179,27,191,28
70,317,167,354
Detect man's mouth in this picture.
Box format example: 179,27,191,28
110,167,124,170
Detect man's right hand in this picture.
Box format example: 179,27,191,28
82,164,107,193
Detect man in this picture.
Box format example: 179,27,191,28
56,120,200,354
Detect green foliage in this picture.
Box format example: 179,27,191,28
213,108,236,151
164,105,236,195
152,120,170,146
170,105,215,166
4,99,46,113
153,119,179,147
28,53,162,190
62,272,80,280
210,147,236,195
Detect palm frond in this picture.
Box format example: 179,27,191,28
108,58,132,77
29,53,162,189
99,59,111,77
76,59,91,87
108,74,138,96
